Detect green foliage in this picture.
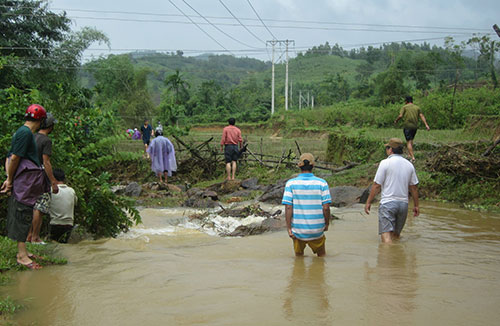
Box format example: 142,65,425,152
0,86,141,239
326,130,384,164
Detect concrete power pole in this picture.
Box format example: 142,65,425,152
285,40,294,111
267,40,294,114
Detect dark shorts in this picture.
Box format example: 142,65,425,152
49,224,73,243
7,197,34,242
378,201,409,235
143,138,150,146
403,128,417,141
224,144,240,163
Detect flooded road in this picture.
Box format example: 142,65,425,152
6,202,500,325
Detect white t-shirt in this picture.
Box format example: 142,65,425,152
374,154,418,204
49,184,77,226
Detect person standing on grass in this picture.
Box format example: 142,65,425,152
48,168,77,243
141,119,153,158
220,117,243,180
1,104,48,270
364,138,420,244
147,129,177,184
27,113,59,244
394,95,430,162
282,153,332,257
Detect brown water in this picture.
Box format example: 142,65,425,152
6,202,500,326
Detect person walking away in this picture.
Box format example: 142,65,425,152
364,138,420,244
281,153,332,257
1,104,48,269
394,95,430,162
147,129,177,183
27,113,59,244
48,169,77,243
220,118,243,180
141,119,153,158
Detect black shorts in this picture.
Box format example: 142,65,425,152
143,139,150,146
7,197,33,242
224,144,240,163
49,224,73,243
403,128,417,141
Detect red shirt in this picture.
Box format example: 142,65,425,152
221,125,242,146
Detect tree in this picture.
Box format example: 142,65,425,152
374,67,408,104
467,35,500,88
164,70,190,105
0,0,108,95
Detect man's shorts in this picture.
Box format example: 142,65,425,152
403,128,417,141
49,224,73,243
224,144,240,163
7,197,34,242
143,139,150,146
378,201,409,235
34,192,51,214
293,235,325,255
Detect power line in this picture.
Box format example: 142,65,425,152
1,4,489,33
218,0,266,45
179,0,260,49
167,0,233,55
246,0,277,40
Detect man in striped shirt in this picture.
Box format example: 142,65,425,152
282,153,332,257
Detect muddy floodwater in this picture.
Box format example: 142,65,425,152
6,202,500,325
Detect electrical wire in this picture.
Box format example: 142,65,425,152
167,0,233,55
218,0,266,45
179,0,260,49
246,0,276,40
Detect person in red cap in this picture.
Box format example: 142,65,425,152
364,138,420,244
27,112,59,244
1,104,48,269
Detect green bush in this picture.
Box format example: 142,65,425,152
0,86,141,239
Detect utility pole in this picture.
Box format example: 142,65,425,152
493,24,500,38
267,39,294,114
290,80,293,109
299,90,302,110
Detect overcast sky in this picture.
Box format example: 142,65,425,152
48,0,500,62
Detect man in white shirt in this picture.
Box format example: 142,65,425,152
49,168,77,243
364,138,420,243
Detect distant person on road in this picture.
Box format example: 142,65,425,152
48,168,77,243
364,138,420,244
394,96,430,162
141,119,154,158
282,153,332,257
1,104,48,270
27,112,59,244
220,117,243,180
147,129,177,184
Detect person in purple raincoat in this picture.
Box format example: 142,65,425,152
147,129,177,183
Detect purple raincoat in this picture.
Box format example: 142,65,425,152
147,136,177,176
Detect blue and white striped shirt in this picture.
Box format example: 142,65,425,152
281,173,332,241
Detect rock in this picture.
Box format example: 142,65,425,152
207,180,242,195
167,184,182,193
184,197,219,208
257,178,288,204
67,225,93,244
329,186,364,207
111,185,126,194
124,182,142,197
241,178,259,190
202,190,218,201
186,187,203,198
359,185,371,204
229,190,253,198
228,217,286,236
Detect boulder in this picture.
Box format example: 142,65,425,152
257,178,288,204
207,180,242,195
241,178,259,190
229,190,253,198
111,185,126,194
329,186,364,207
202,190,219,201
67,225,94,244
228,217,286,236
184,197,219,208
124,182,142,197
